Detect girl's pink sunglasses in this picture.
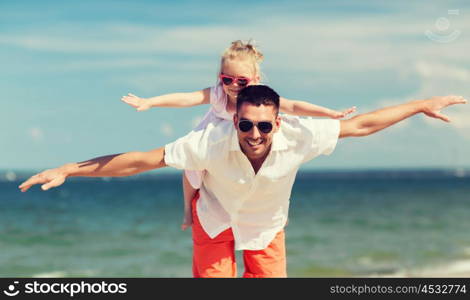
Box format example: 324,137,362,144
219,74,251,87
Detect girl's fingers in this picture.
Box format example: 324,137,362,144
122,98,137,106
343,107,356,115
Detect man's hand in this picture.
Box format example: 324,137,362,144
18,148,167,193
19,167,68,192
121,93,151,111
422,95,467,122
340,94,467,138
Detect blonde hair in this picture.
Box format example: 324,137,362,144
219,40,264,79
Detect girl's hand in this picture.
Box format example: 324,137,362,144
121,93,151,111
331,106,357,119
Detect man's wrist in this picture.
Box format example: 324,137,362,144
409,99,427,114
59,163,76,177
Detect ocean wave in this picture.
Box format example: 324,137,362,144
32,269,98,278
370,259,470,278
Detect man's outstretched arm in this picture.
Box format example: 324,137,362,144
19,147,166,192
339,95,467,138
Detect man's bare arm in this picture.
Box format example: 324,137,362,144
339,95,467,138
19,147,166,192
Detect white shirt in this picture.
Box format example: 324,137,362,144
184,83,232,189
165,115,340,250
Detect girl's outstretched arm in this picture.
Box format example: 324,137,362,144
121,88,211,111
279,97,356,119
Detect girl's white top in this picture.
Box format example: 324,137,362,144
184,83,233,189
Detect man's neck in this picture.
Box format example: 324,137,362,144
247,149,271,174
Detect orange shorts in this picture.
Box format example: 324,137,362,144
191,192,287,278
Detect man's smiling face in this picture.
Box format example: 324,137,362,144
234,102,281,164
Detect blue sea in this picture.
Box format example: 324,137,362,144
1,169,470,277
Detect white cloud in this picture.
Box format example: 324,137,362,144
5,171,17,182
191,115,204,129
3,1,470,169
371,60,470,137
160,123,174,137
3,5,469,131
0,24,226,55
2,13,469,72
447,109,470,131
415,61,470,81
29,127,44,141
55,58,214,72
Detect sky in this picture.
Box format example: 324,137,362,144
1,0,470,172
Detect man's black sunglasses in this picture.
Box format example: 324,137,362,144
238,120,274,133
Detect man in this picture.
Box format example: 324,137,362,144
19,85,466,278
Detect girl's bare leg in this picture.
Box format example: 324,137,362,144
181,173,197,231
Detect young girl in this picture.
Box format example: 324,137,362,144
121,40,356,231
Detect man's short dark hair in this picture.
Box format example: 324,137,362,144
236,85,280,114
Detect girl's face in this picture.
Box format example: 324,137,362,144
221,59,259,100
